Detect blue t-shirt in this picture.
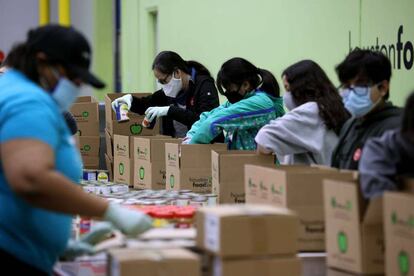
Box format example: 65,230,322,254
0,70,82,273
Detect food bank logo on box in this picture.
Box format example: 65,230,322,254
337,231,348,254
167,153,177,161
116,144,127,153
349,25,414,70
331,197,352,211
136,147,148,158
391,211,414,228
248,178,257,189
119,162,125,175
271,184,283,195
398,250,410,276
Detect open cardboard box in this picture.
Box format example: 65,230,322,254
104,93,160,137
245,164,356,252
323,178,383,275
165,143,226,193
133,136,179,190
211,150,275,204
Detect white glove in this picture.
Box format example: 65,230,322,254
145,106,170,122
111,94,133,112
182,136,192,144
103,203,152,237
61,239,95,260
80,222,114,245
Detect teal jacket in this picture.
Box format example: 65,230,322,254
187,90,285,150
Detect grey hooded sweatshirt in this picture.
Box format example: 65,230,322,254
255,102,338,165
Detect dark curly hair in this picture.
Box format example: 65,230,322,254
282,60,350,134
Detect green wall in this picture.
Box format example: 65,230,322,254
121,0,414,106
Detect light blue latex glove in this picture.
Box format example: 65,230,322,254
103,203,153,237
111,94,133,112
145,106,170,122
61,239,95,260
80,222,114,245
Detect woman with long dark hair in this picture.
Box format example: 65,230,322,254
256,60,350,165
185,57,284,150
111,51,220,137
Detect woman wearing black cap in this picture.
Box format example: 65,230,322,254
0,25,152,275
111,51,220,138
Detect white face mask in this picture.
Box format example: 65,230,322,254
162,74,183,98
283,91,296,111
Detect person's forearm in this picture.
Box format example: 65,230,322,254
20,171,108,218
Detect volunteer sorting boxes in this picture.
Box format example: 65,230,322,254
359,91,414,198
331,49,402,169
0,25,152,275
255,60,350,165
111,51,221,138
185,57,285,150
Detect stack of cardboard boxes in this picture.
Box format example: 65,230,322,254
70,96,100,169
245,165,357,252
105,93,160,182
196,204,301,276
165,143,227,193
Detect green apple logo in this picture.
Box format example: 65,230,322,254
77,130,82,136
331,197,337,208
139,167,145,180
392,212,398,224
398,251,409,276
338,231,348,253
119,162,125,175
82,111,89,118
130,124,143,135
346,200,352,210
170,174,175,188
248,178,253,188
83,145,91,151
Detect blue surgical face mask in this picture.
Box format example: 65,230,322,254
283,91,296,111
341,85,380,118
53,78,81,111
42,68,81,111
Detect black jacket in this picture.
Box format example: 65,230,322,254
359,129,414,199
130,74,220,137
331,102,402,170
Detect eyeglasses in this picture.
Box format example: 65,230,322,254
338,83,379,97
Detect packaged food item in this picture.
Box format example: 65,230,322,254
205,194,218,206
83,169,97,181
115,103,130,122
174,208,195,229
97,170,109,183
190,196,208,207
141,116,151,128
176,195,191,206
152,210,175,228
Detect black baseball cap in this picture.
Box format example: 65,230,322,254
27,24,105,89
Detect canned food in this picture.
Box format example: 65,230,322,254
176,195,191,206
142,117,151,128
95,185,111,195
190,196,208,207
205,194,218,206
97,170,109,183
179,190,192,194
79,217,92,235
83,170,97,181
115,103,130,122
83,185,97,194
110,184,129,194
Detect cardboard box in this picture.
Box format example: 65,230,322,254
211,150,275,204
212,256,301,276
245,165,357,252
82,156,100,169
105,154,113,182
79,136,100,157
105,129,113,159
323,179,383,274
165,143,227,193
114,156,133,185
133,137,179,190
384,192,414,276
71,96,100,136
108,248,200,276
113,135,134,158
196,204,298,257
104,93,160,137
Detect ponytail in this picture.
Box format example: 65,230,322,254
217,57,280,98
187,60,211,77
257,68,280,97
